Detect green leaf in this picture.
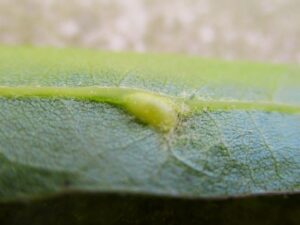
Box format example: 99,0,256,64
0,46,299,202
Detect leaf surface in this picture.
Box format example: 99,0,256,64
0,46,299,202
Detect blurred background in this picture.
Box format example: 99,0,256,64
0,0,299,63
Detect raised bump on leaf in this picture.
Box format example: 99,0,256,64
123,92,178,132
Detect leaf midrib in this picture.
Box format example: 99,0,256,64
1,86,299,114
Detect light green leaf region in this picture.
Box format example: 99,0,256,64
0,46,299,200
